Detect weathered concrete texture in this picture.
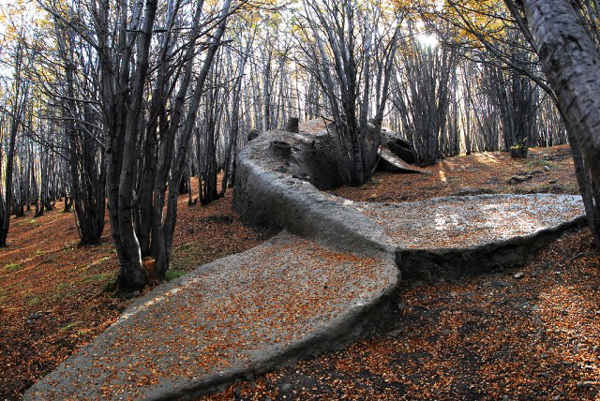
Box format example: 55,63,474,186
24,232,399,400
359,194,584,250
233,128,396,256
357,194,586,280
27,119,587,400
378,146,430,174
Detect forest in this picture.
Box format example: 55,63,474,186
1,0,600,399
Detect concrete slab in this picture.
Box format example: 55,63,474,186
24,232,399,400
378,146,430,174
358,194,585,250
26,120,587,400
356,194,585,280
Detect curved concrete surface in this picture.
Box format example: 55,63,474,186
25,120,585,400
233,121,585,279
25,233,398,400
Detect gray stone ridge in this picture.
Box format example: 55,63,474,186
233,119,586,276
26,119,586,400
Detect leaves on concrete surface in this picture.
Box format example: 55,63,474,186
1,146,597,400
208,229,600,400
0,179,274,399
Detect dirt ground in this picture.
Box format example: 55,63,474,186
333,145,578,203
206,146,600,400
0,181,275,400
1,145,598,400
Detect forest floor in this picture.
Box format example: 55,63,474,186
1,144,599,400
0,181,277,400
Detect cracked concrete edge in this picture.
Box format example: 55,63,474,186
396,213,587,281
233,136,396,257
151,257,400,400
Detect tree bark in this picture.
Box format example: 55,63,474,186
521,0,600,189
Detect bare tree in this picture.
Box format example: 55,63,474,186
38,0,238,289
220,23,256,194
45,19,107,244
390,24,458,166
295,0,401,185
0,39,34,247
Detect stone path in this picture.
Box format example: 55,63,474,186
25,233,398,399
25,121,587,400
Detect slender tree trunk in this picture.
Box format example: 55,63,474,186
0,118,18,246
158,0,232,277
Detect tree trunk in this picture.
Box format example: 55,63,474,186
518,0,600,247
157,0,232,278
0,109,19,247
521,0,600,189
